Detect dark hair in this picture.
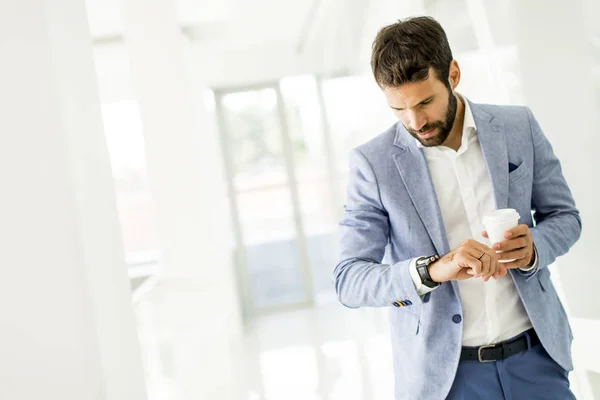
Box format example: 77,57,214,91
371,16,453,89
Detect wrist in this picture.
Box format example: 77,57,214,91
427,260,442,283
528,251,535,266
521,245,538,272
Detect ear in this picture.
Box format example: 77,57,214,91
448,60,461,90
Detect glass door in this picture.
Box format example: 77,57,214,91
215,85,314,317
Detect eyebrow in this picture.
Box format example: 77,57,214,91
390,95,435,111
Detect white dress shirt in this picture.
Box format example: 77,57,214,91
409,96,535,346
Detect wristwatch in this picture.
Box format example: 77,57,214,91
416,255,441,289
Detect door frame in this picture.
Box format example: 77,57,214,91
214,82,316,321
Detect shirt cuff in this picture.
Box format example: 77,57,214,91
409,257,439,296
519,244,539,273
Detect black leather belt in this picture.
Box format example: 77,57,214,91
460,329,540,363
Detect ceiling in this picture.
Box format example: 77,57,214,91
87,0,600,95
85,0,319,45
87,0,378,89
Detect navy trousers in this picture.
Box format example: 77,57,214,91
447,331,576,400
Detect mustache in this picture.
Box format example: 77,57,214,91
408,121,443,134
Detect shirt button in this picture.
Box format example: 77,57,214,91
452,314,462,324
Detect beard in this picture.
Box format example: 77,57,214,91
405,88,458,147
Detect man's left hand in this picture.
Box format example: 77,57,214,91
482,224,535,273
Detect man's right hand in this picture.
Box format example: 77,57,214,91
428,239,505,283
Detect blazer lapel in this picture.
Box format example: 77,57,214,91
391,101,509,255
392,126,450,256
469,101,508,210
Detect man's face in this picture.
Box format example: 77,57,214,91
383,68,457,147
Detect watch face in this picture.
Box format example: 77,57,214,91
418,256,436,266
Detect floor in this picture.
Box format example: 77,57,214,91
134,279,394,400
134,278,594,400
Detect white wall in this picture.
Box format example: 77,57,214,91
512,0,599,320
509,1,599,397
0,0,146,399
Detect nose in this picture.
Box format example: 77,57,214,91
406,109,427,131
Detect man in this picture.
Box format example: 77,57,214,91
333,16,581,399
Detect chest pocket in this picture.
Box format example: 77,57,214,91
507,161,532,210
508,161,529,184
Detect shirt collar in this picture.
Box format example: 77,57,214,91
415,94,476,150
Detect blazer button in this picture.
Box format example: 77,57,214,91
452,314,462,324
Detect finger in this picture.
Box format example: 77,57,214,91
493,264,508,279
457,252,483,276
476,251,496,280
456,268,476,280
499,264,508,276
502,259,526,270
497,247,530,262
464,241,498,278
480,253,491,279
493,237,528,252
504,224,530,240
482,231,489,238
483,251,499,280
472,240,499,281
486,252,499,281
491,248,500,278
461,245,488,277
484,261,497,281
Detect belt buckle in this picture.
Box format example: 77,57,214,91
478,344,497,363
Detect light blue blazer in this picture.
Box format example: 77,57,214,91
334,101,582,399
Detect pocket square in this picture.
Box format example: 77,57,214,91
509,162,519,173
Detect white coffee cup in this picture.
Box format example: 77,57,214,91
482,209,521,263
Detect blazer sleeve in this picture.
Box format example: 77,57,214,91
333,148,426,308
521,107,582,278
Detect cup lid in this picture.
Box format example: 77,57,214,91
483,208,520,224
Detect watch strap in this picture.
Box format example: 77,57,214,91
416,255,441,288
